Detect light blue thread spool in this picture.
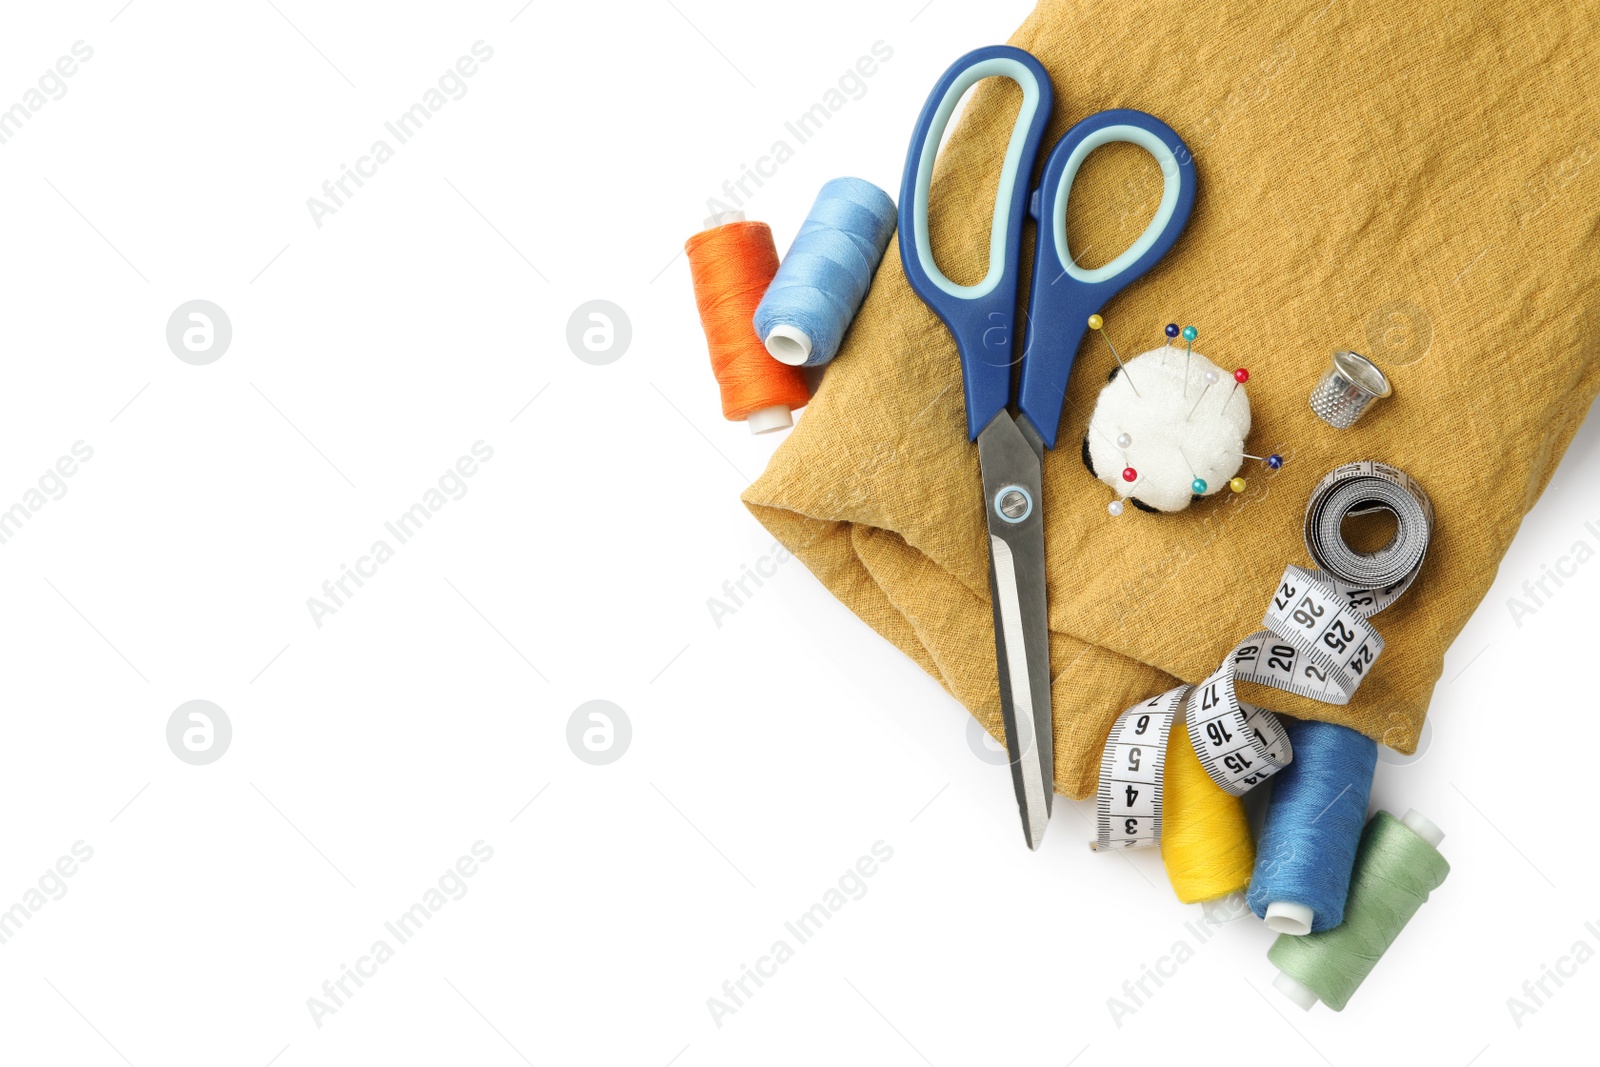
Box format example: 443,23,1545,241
754,177,897,368
1247,718,1378,934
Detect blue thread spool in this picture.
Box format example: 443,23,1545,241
1247,719,1378,934
754,177,897,368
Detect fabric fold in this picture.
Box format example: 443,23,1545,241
743,0,1600,798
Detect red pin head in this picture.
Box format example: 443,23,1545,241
1223,367,1250,413
1121,467,1138,483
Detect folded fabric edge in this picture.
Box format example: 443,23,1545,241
744,486,1462,800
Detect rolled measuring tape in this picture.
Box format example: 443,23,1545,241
1095,461,1434,849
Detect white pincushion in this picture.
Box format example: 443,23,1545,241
1085,347,1250,513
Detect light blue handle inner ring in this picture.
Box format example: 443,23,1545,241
911,57,1043,300
1051,125,1182,284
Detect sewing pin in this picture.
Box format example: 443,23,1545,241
1164,323,1180,347
1178,447,1206,495
1222,367,1249,412
1239,451,1285,469
1181,325,1197,396
1064,395,1133,465
1186,369,1220,420
1088,314,1140,396
1069,403,1138,522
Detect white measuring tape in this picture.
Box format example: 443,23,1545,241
1094,688,1180,848
1095,461,1434,849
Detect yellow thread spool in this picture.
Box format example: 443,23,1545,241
1161,721,1255,905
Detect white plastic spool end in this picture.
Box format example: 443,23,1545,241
702,209,746,230
1265,900,1314,936
745,404,793,435
764,324,814,366
1400,808,1445,849
1273,970,1320,1012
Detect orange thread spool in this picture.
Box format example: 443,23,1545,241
685,218,809,433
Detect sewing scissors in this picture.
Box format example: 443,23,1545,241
899,45,1196,849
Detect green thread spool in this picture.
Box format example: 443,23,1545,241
1267,809,1450,1011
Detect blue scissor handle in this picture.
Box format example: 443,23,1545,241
1016,109,1196,449
899,46,1054,440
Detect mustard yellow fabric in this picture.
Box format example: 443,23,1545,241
742,0,1600,799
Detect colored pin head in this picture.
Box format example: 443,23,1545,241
1192,478,1208,494
1223,366,1250,413
1165,323,1180,338
1268,454,1284,469
1181,325,1198,396
1230,476,1247,493
1122,466,1138,483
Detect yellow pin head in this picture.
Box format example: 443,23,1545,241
1087,314,1104,331
1229,477,1247,493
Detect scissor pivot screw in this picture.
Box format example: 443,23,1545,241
995,485,1033,523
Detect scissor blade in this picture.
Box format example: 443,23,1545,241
976,414,1055,850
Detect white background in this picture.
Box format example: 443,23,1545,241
0,2,1595,1065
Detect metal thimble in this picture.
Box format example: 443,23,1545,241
1310,350,1393,429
